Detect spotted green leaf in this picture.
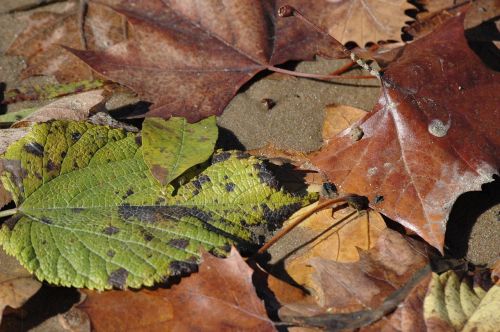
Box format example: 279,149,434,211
142,117,218,186
0,120,316,290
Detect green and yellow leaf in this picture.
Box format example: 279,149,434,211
0,119,315,290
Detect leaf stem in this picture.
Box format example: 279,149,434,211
267,66,376,81
256,195,356,255
0,208,18,218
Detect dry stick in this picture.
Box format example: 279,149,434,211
257,196,355,255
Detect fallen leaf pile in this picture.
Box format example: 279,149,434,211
1,0,499,330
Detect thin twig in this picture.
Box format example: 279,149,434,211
256,196,357,255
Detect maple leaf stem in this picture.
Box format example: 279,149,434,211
267,66,376,81
0,208,18,218
256,195,358,255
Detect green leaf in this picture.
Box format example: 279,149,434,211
0,108,37,124
0,120,315,290
142,117,218,185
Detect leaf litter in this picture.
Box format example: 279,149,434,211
0,1,499,331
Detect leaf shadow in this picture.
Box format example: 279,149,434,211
0,284,80,332
444,174,500,259
0,82,6,115
465,16,500,71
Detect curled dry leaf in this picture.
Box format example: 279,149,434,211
280,228,432,330
0,248,42,325
78,248,275,332
283,0,415,45
69,0,346,122
7,0,127,82
12,90,105,127
424,270,499,332
311,12,500,251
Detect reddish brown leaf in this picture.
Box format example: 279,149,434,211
68,0,345,122
78,248,275,332
311,12,500,251
280,229,432,330
7,0,127,82
283,0,415,45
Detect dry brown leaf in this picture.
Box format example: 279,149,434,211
311,12,500,252
7,0,126,82
359,272,431,332
0,248,41,325
78,248,275,332
69,0,347,122
280,228,432,330
12,90,105,127
284,0,415,45
282,203,386,291
322,104,367,142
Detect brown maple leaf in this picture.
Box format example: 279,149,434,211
311,12,500,251
283,0,415,45
68,0,345,122
7,0,127,82
78,248,275,332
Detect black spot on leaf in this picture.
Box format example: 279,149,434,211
253,164,279,189
169,260,197,276
135,135,142,146
60,151,66,158
225,183,235,192
108,268,128,289
71,132,82,142
103,226,120,235
261,202,302,231
24,142,44,157
122,188,134,199
192,174,211,190
107,250,115,257
212,151,231,164
143,232,154,242
168,238,189,249
46,160,59,172
40,217,52,225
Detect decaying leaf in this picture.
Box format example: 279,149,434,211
142,117,218,186
69,0,346,121
284,0,415,45
0,247,42,325
280,228,432,330
78,248,275,332
424,270,499,331
4,80,104,104
0,118,315,289
12,90,105,127
278,203,386,289
7,0,127,82
311,12,500,251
